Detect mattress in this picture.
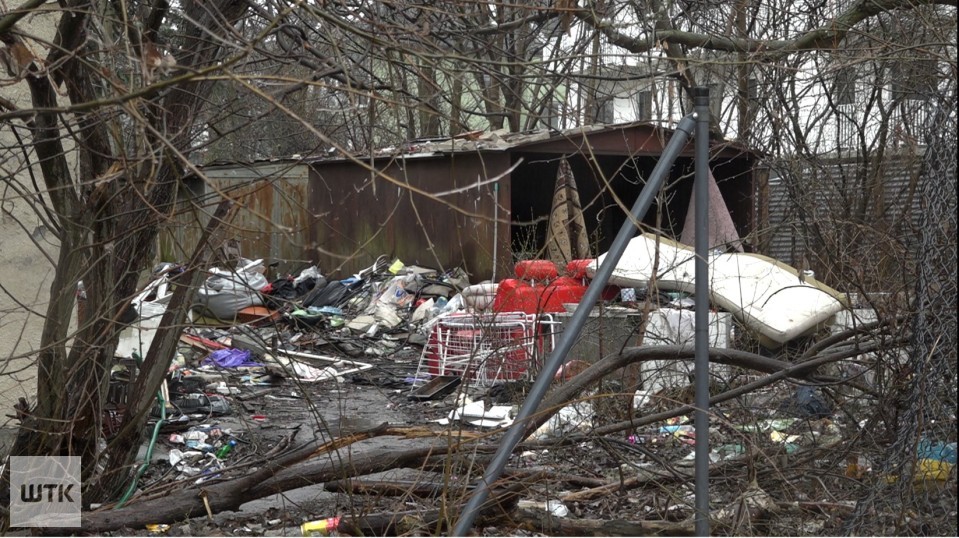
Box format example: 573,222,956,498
587,233,847,345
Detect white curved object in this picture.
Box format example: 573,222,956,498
587,234,846,345
462,282,499,311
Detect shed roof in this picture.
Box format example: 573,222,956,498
200,121,758,170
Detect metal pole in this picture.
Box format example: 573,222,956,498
452,114,698,536
692,86,711,536
492,182,499,282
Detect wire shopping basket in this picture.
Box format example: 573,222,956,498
414,311,559,389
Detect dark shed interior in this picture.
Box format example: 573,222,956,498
505,125,757,270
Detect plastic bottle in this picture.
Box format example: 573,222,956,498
215,439,237,459
431,296,449,317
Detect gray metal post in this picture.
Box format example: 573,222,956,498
452,114,698,536
692,86,711,536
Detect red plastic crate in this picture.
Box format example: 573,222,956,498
540,277,588,312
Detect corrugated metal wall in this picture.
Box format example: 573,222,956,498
162,124,758,283
763,149,925,286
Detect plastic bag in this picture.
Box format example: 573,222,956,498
294,265,323,288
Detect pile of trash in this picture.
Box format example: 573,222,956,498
115,248,855,435
135,256,475,342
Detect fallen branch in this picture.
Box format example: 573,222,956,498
560,438,844,504
331,484,524,536
776,500,857,515
502,468,610,489
522,343,879,439
560,459,716,504
561,474,655,503
323,467,610,501
78,422,470,532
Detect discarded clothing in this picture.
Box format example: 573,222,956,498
202,349,262,368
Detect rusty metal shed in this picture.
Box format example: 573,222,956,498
168,122,760,281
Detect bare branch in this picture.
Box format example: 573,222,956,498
577,0,958,54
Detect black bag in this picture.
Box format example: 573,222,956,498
302,280,351,308
295,275,325,297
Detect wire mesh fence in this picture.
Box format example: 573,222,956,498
842,80,958,536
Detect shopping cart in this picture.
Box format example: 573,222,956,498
413,311,558,389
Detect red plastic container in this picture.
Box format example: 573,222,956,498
492,278,541,314
601,285,622,301
540,276,588,313
565,259,594,279
563,258,622,301
514,260,559,281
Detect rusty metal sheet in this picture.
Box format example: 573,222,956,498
308,153,509,280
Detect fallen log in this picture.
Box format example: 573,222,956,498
322,488,694,536
328,484,524,536
321,467,601,500
78,423,473,533
324,478,462,499
248,437,490,499
417,452,610,490
80,443,447,532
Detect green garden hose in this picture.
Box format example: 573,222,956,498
115,352,165,508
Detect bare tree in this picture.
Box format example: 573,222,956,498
1,0,254,503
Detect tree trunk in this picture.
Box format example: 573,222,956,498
1,0,250,512
91,201,236,501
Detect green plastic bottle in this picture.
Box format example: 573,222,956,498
215,439,237,459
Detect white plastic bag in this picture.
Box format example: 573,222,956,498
293,265,322,287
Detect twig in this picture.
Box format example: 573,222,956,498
200,491,214,523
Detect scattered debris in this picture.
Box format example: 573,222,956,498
62,244,938,537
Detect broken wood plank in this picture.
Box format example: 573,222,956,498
179,333,228,352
